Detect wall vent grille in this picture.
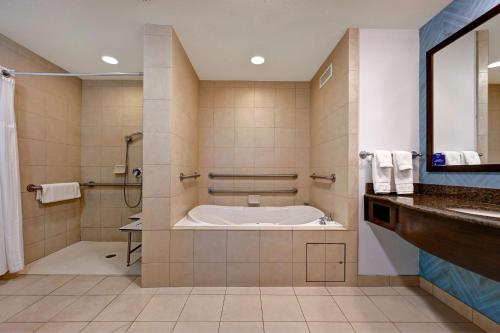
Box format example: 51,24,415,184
319,63,332,88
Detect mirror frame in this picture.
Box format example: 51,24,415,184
426,3,500,172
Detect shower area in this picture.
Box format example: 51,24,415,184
0,33,144,275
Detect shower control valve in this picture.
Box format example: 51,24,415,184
132,167,143,178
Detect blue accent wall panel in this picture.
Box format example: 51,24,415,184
419,0,500,323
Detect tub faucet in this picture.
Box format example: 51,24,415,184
319,213,333,225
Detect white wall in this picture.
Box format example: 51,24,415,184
433,32,476,152
358,29,419,275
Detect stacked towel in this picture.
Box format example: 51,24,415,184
36,182,81,204
442,151,463,165
392,151,413,195
461,151,481,165
372,150,393,194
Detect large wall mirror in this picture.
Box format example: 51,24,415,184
427,4,500,172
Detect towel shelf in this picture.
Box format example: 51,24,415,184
359,151,422,159
179,172,201,181
26,181,141,192
208,172,297,179
208,188,298,194
310,173,336,182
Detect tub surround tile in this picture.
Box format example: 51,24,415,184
194,231,227,263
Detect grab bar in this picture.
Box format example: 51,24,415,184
179,172,200,181
208,188,298,194
209,172,297,179
359,150,422,159
26,181,141,192
310,173,336,182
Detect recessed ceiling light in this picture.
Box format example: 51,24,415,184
101,56,119,65
251,56,265,65
488,61,500,68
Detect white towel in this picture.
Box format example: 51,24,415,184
372,151,393,194
392,151,414,195
442,151,463,165
461,151,481,165
36,182,81,204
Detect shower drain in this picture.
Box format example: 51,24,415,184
105,254,117,258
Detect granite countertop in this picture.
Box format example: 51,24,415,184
365,184,500,229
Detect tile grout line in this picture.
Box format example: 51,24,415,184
294,293,311,333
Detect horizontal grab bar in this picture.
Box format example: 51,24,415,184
26,181,141,192
208,188,298,194
310,173,336,182
359,150,422,159
208,172,297,179
179,172,201,181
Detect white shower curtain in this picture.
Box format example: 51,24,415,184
0,68,24,274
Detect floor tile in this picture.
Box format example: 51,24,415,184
136,295,188,322
127,321,176,333
86,276,135,295
221,295,262,321
261,295,304,321
350,322,400,333
297,296,346,321
259,287,294,295
395,322,445,333
178,295,224,321
369,296,432,322
219,321,264,333
226,287,260,295
392,286,429,296
360,287,399,296
327,287,364,296
94,294,152,322
294,287,329,296
14,275,75,295
36,322,88,332
51,275,105,295
8,295,78,322
437,322,485,332
0,275,44,295
190,287,226,295
50,295,115,322
0,322,43,332
263,322,309,333
333,296,388,322
0,296,42,322
80,321,131,332
172,322,219,333
156,287,192,295
308,322,355,333
404,295,469,322
122,278,158,295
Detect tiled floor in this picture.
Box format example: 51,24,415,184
0,275,484,332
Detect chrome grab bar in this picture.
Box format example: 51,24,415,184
208,188,298,194
180,172,201,181
26,181,141,192
310,173,336,182
208,172,297,179
359,150,422,159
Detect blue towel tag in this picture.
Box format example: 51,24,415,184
432,153,445,166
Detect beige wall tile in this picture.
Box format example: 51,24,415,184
227,231,259,262
194,263,226,286
227,263,260,287
260,263,293,286
194,231,227,262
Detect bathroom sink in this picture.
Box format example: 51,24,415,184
447,207,500,219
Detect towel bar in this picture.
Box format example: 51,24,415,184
310,173,336,182
26,181,141,192
359,151,422,159
179,172,201,181
208,188,298,194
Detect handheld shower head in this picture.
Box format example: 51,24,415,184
124,131,143,143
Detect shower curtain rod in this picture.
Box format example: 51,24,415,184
1,69,143,78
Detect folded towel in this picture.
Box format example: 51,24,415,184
461,151,481,165
392,151,414,195
372,151,393,194
442,151,463,165
36,182,81,204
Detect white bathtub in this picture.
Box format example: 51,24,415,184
174,205,345,230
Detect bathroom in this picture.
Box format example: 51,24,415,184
0,1,498,332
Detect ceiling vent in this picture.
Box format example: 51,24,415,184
319,63,332,89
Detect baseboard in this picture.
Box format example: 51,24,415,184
357,275,419,287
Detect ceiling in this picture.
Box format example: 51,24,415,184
0,0,452,81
